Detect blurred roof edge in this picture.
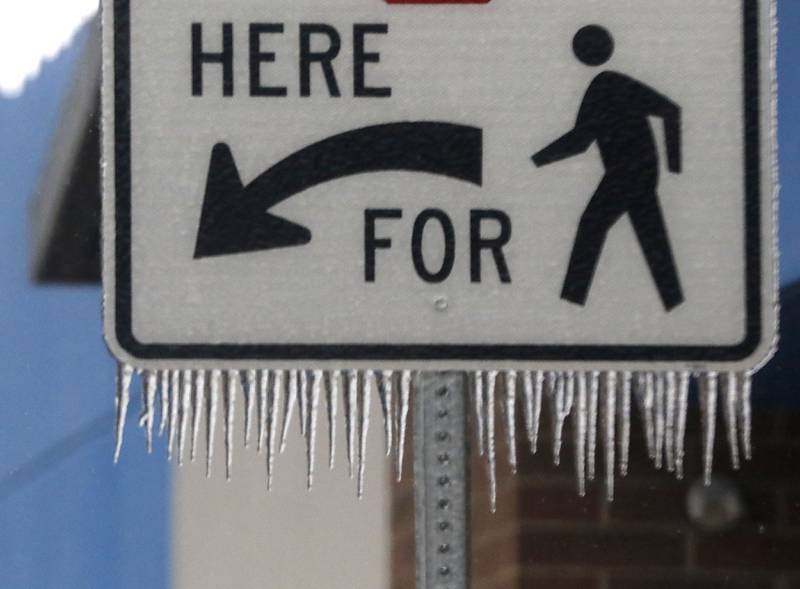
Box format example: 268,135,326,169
29,16,100,284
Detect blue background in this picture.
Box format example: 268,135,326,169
0,23,169,589
778,1,800,283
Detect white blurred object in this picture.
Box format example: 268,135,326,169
687,476,746,532
0,0,97,96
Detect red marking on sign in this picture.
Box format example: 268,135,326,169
386,0,490,4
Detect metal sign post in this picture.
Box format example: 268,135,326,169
414,372,470,589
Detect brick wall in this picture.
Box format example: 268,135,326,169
392,398,800,589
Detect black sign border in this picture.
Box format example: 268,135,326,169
113,0,764,362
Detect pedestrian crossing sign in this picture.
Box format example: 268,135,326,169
103,0,777,373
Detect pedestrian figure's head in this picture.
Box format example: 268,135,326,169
573,25,614,66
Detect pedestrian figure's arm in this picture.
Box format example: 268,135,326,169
631,79,682,174
532,124,594,167
662,103,682,174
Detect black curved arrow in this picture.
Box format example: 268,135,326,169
193,122,483,259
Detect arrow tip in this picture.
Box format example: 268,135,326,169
194,143,312,259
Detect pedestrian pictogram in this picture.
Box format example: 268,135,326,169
533,25,684,311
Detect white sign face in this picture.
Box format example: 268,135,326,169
102,0,777,371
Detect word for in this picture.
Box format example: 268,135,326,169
365,209,512,284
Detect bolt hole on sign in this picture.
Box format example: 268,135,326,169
102,0,778,507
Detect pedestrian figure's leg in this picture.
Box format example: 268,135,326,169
628,196,684,311
561,181,625,306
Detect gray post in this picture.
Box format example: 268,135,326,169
413,372,471,589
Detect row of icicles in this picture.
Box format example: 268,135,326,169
472,370,752,511
114,367,413,497
114,366,753,512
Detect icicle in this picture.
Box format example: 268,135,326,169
474,371,486,456
358,370,373,499
191,370,205,462
168,370,180,461
327,370,341,470
618,372,632,477
280,370,298,454
486,370,498,513
137,369,145,432
551,372,573,466
602,372,617,502
739,372,753,462
700,372,719,486
574,372,587,497
533,372,544,454
522,371,534,451
397,370,412,482
522,371,544,454
548,372,561,465
258,370,269,453
346,370,358,479
206,369,222,478
178,370,192,466
377,372,387,455
665,372,677,473
635,373,656,460
159,370,169,436
224,370,237,481
298,370,310,437
675,371,690,480
143,370,157,454
114,364,133,463
722,372,741,470
137,370,148,430
380,371,394,457
244,369,257,448
587,371,599,481
654,373,666,470
267,370,284,490
504,371,518,474
307,370,322,490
